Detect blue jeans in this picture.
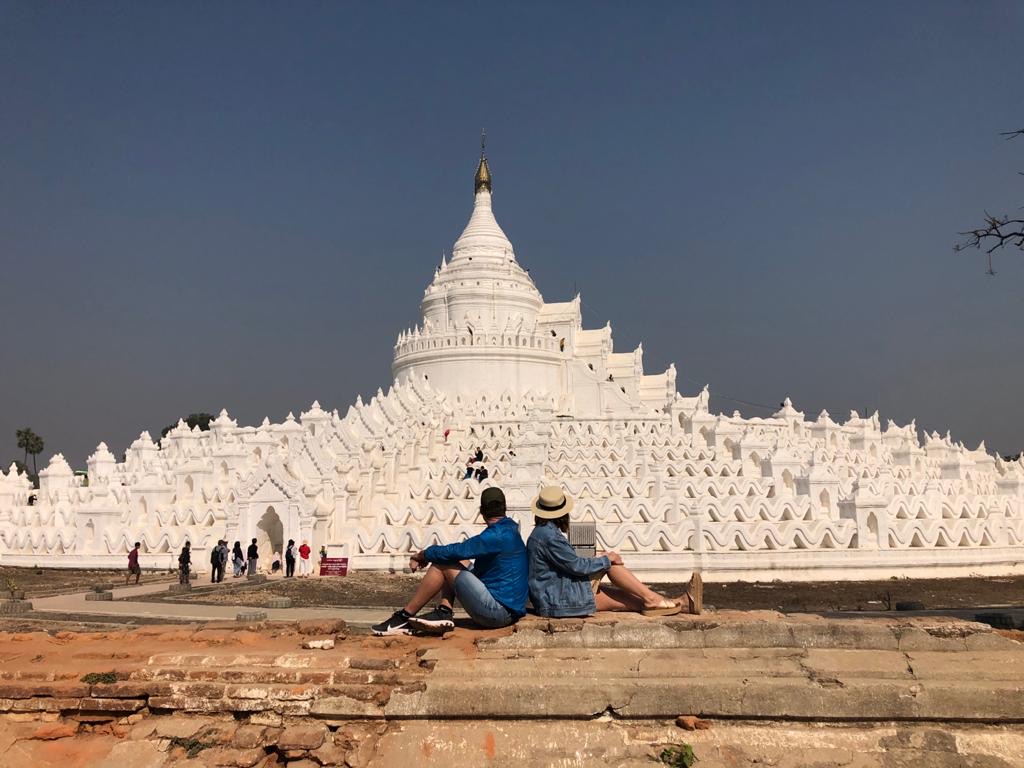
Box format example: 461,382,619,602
454,570,515,628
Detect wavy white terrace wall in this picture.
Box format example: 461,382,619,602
1,154,1022,581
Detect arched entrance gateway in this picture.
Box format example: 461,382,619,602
256,505,284,560
232,454,321,567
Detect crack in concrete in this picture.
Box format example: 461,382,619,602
795,647,846,690
902,651,916,680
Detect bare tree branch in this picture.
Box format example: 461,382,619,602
957,128,1023,259
956,213,1024,254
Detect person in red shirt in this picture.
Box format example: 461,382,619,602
126,542,141,585
298,540,312,578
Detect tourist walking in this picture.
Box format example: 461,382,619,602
126,542,142,585
231,541,245,577
526,486,701,618
298,540,312,577
246,538,259,575
372,487,528,636
177,541,191,585
285,539,296,577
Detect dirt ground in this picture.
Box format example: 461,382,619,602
0,566,173,597
127,569,1024,613
3,565,1023,613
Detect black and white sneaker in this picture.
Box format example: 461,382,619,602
407,604,455,635
371,609,413,636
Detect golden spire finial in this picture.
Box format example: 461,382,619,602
474,129,492,193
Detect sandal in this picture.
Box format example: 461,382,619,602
642,599,682,617
684,571,703,615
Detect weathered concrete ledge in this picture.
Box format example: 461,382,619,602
0,614,1022,765
3,713,1022,767
0,613,1020,725
481,610,1022,652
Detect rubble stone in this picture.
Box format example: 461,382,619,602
277,723,327,750
302,639,334,651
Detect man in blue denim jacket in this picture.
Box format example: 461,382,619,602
372,487,528,636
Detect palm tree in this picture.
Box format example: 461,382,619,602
26,432,44,476
15,428,34,466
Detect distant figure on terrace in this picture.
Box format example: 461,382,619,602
271,551,282,574
231,541,245,577
216,540,229,583
210,540,224,583
126,542,142,585
474,465,489,483
285,539,297,578
463,461,474,480
474,447,484,463
372,487,528,636
177,541,191,585
246,538,259,575
527,486,702,618
298,540,313,577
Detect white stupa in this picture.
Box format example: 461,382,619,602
1,151,1022,581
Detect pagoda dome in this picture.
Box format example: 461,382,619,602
418,150,543,333
392,148,561,400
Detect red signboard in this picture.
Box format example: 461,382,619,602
319,557,349,577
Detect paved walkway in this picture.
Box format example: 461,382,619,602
29,580,388,627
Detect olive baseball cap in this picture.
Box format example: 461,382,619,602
480,487,507,517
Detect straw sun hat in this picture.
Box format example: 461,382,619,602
531,486,575,519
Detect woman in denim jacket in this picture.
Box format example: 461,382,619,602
527,486,702,618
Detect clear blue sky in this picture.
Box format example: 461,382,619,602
1,1,1021,468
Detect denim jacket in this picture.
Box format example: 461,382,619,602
527,521,611,618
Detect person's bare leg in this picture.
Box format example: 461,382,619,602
401,566,445,615
595,584,644,612
435,560,471,609
605,563,669,608
402,562,468,614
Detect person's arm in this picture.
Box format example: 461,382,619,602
421,526,500,564
543,531,610,578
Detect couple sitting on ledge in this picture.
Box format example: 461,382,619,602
372,486,702,636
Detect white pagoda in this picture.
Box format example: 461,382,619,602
1,151,1022,581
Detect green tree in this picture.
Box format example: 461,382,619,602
161,413,215,439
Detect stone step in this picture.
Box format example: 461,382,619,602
380,676,1024,721
426,646,1024,685
145,652,399,669
371,720,1024,768
136,667,403,686
485,615,1019,652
